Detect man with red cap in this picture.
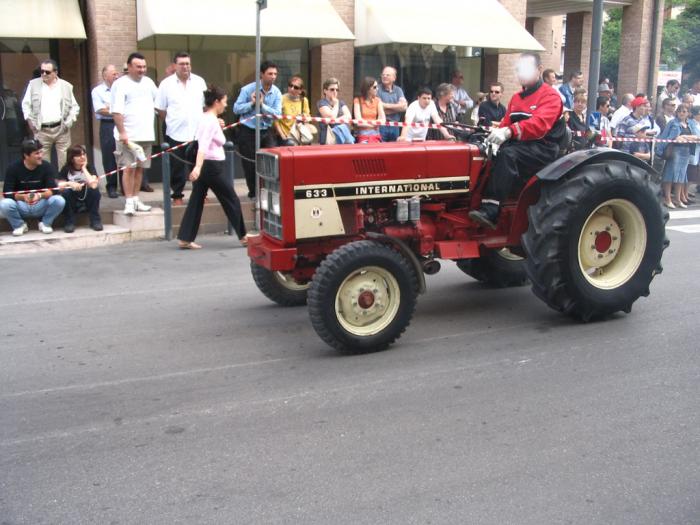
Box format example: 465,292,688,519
615,96,649,143
469,52,565,229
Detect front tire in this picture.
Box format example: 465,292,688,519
522,161,669,321
456,247,528,287
308,241,418,353
250,262,309,306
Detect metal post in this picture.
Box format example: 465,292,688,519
160,143,172,241
224,141,235,235
255,0,265,152
587,0,605,116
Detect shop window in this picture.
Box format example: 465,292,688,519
354,44,482,103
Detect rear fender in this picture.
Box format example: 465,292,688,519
507,148,658,245
536,147,658,182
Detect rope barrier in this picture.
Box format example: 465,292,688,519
3,113,697,197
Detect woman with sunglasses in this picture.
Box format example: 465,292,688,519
317,78,354,145
656,104,700,208
57,144,102,232
275,76,311,146
353,76,385,144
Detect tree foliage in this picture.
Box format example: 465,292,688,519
600,8,622,84
675,0,700,81
599,1,700,86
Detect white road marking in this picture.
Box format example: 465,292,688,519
0,357,295,399
666,224,700,233
668,210,700,220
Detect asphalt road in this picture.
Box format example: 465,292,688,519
1,213,699,524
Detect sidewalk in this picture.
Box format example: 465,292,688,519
0,179,255,256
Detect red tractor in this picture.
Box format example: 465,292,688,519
247,129,668,352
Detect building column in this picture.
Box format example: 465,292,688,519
563,11,592,82
310,0,355,103
618,0,664,97
483,0,528,99
84,0,138,165
529,15,564,73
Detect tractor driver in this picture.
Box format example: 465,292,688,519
469,52,565,229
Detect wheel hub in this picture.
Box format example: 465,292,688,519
335,267,400,335
357,290,376,309
579,211,622,269
577,200,647,290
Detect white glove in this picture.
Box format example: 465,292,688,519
486,127,512,145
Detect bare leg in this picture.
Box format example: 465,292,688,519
123,167,136,198
681,183,689,203
662,182,672,205
672,183,684,205
133,168,143,200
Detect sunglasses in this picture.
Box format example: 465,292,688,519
289,84,303,90
327,87,339,92
490,90,501,94
40,69,53,75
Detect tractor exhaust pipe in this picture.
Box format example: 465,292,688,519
422,259,441,275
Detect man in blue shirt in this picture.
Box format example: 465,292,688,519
559,70,583,110
377,66,407,142
233,61,282,198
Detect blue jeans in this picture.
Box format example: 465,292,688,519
0,195,65,229
331,124,355,144
380,125,400,142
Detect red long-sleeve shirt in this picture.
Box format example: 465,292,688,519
500,81,564,141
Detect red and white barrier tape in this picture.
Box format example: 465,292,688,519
3,113,697,197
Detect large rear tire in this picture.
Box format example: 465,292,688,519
522,161,669,321
308,240,418,353
250,262,309,306
456,248,528,287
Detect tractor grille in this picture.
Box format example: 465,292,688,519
352,158,387,178
256,152,282,239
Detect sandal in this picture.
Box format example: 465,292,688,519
178,241,202,250
239,235,249,247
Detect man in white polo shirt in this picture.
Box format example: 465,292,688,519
111,52,157,216
155,52,207,206
398,87,454,142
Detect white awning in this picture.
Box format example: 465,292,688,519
0,0,86,39
354,0,544,54
137,0,354,44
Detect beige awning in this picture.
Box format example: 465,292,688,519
0,0,86,39
137,0,354,44
354,0,544,54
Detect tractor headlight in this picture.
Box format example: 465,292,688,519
271,192,281,215
260,187,269,212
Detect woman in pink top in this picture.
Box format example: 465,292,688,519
178,86,247,249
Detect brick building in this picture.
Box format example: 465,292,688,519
0,0,664,177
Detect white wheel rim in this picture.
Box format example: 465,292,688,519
273,272,309,291
577,199,647,290
335,266,401,336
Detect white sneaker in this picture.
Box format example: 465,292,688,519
38,221,53,234
12,222,28,236
134,197,152,212
124,199,135,216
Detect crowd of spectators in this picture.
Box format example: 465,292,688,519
4,52,700,239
